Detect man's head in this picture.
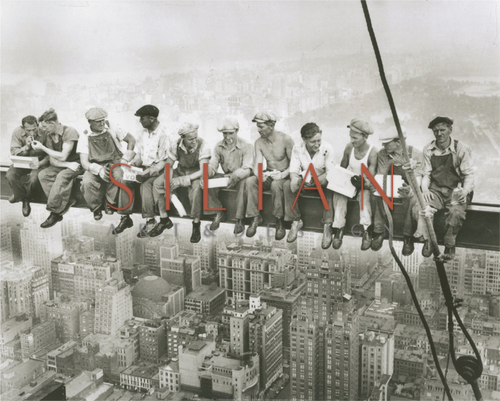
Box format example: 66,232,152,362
38,108,59,134
300,122,322,154
85,107,108,133
252,112,276,139
217,118,239,146
135,105,159,129
347,118,373,148
178,122,199,151
21,116,38,136
428,116,453,148
379,128,406,155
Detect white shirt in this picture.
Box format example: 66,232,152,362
135,123,172,167
76,124,128,154
289,141,335,177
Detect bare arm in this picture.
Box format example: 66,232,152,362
123,133,136,150
34,141,75,161
253,140,264,174
340,144,351,169
188,158,210,181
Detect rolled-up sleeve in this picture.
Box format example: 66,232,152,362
241,143,254,171
208,145,221,176
458,143,475,193
199,140,211,161
10,127,29,156
157,133,171,161
421,145,433,182
411,148,425,179
289,146,301,175
167,140,179,162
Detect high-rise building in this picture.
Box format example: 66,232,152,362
20,217,62,294
1,202,27,264
291,248,359,401
0,264,33,319
160,243,201,294
358,331,395,398
248,301,283,391
392,241,423,275
193,238,216,273
218,242,295,305
94,278,133,337
1,223,13,263
41,300,80,343
139,320,166,363
296,232,317,269
31,266,50,318
260,283,306,367
20,320,58,358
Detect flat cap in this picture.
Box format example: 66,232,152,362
348,118,374,135
217,118,239,133
85,107,108,121
178,122,199,137
134,104,159,118
428,116,453,129
379,127,406,144
252,112,276,124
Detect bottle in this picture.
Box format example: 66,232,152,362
451,183,464,205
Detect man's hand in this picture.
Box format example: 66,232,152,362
170,177,181,191
99,166,111,182
136,170,150,183
351,175,362,190
269,171,282,180
402,158,421,171
290,177,301,193
31,141,44,150
457,190,467,204
226,173,240,189
398,183,413,198
67,162,81,172
422,189,434,203
26,136,34,146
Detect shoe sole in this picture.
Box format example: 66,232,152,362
41,216,63,228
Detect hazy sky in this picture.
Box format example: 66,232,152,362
1,0,499,78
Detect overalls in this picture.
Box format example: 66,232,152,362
372,146,419,237
153,138,205,219
80,131,124,212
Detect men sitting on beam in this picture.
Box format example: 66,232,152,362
332,119,378,251
370,127,423,254
252,111,295,241
285,122,335,248
414,116,475,260
32,108,81,228
114,104,172,236
150,122,211,242
207,117,261,237
77,107,136,221
6,115,49,217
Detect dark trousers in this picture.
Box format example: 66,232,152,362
6,166,44,202
117,171,159,218
80,168,124,212
38,165,82,214
413,186,469,247
264,178,288,219
153,172,203,220
205,175,260,219
372,194,417,237
283,183,334,224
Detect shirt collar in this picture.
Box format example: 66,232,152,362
179,138,199,154
144,123,161,137
299,141,323,158
429,137,455,153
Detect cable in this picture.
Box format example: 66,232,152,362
360,1,484,400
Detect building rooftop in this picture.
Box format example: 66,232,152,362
122,364,158,379
209,354,241,370
0,316,32,335
188,341,207,351
185,285,225,301
65,371,96,398
132,275,172,302
1,359,45,386
47,340,78,356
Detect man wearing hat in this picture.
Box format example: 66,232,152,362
207,117,260,237
413,116,474,260
32,108,81,228
77,107,136,221
252,111,295,240
370,128,424,254
331,118,378,250
285,122,335,248
114,104,172,236
6,115,49,217
149,122,211,243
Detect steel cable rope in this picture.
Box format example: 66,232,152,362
360,1,483,400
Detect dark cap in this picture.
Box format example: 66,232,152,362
428,116,453,129
135,105,159,118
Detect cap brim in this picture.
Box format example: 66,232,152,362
252,119,266,123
